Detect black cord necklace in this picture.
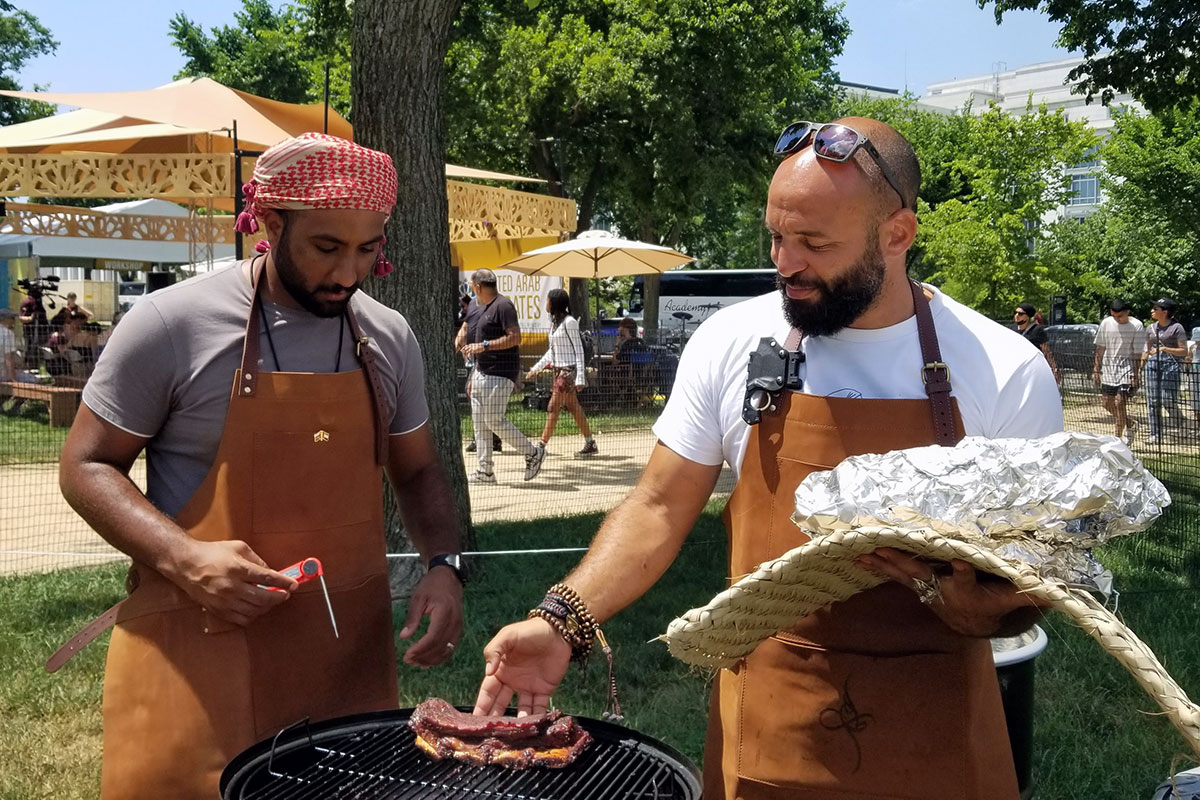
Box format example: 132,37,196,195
257,293,346,373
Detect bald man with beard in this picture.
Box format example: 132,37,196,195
471,118,1062,798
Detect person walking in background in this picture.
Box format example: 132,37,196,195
525,288,597,458
1094,300,1143,445
456,268,545,483
1141,298,1187,444
1013,302,1060,384
457,290,502,455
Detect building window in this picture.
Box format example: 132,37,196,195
1070,174,1099,205
1074,149,1100,169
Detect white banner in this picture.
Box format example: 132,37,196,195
458,269,563,332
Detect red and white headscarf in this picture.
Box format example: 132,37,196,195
235,133,398,276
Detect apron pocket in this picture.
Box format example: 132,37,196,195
246,573,397,738
252,430,374,533
737,635,968,798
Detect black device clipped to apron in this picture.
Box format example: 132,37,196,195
742,330,805,426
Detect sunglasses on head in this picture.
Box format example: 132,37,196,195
774,121,909,210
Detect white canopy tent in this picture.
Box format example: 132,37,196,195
0,199,235,264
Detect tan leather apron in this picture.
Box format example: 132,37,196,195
98,261,398,799
702,287,1019,800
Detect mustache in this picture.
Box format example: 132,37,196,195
778,273,825,291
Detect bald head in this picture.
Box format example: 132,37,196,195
831,116,921,214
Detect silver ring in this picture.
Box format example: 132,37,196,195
912,574,941,605
445,642,456,651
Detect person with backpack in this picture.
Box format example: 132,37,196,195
525,288,598,457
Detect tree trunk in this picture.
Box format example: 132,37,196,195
569,279,591,329
642,273,661,340
353,0,471,599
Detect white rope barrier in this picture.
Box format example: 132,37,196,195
0,547,593,560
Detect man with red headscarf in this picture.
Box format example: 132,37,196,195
58,133,465,799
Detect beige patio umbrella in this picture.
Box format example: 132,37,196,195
500,229,694,320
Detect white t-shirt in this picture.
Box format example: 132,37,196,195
653,287,1064,476
1094,316,1144,386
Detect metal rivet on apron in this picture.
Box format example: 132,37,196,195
243,373,252,381
243,386,252,394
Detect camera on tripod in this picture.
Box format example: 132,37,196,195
16,275,60,300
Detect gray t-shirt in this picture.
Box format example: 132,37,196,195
83,262,429,517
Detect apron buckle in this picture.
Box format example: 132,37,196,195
742,337,804,425
356,336,370,358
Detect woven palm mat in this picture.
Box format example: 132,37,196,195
658,525,1200,758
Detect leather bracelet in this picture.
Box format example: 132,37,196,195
528,583,600,663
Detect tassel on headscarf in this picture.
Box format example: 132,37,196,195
234,182,261,234
373,234,394,277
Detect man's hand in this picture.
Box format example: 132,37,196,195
399,567,464,668
1092,368,1101,388
165,539,299,627
856,548,1045,638
461,342,485,356
473,618,571,717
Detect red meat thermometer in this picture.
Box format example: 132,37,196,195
267,557,339,639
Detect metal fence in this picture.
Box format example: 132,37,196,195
2,332,1197,581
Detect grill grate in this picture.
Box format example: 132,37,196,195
222,709,700,800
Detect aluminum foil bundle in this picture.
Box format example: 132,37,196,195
791,431,1169,589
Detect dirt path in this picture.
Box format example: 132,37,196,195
4,396,1170,577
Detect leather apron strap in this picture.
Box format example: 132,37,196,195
46,257,390,672
910,279,957,446
781,280,957,446
238,257,389,465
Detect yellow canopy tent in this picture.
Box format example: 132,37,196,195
0,78,575,270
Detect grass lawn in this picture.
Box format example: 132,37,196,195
0,402,66,465
3,509,1200,798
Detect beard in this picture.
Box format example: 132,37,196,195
777,237,886,337
273,225,362,318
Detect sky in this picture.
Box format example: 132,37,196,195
19,0,1072,100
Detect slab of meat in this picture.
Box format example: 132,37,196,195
409,698,592,769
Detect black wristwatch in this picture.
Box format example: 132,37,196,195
427,553,465,585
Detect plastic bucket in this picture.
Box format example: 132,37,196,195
992,625,1049,799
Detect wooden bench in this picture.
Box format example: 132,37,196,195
1,382,82,427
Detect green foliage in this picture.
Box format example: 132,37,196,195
0,4,57,126
831,92,971,209
169,0,351,117
915,101,1097,317
980,0,1200,114
169,0,847,278
1038,104,1200,323
445,0,849,259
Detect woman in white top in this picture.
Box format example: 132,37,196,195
525,289,597,457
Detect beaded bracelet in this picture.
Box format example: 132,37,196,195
527,583,599,663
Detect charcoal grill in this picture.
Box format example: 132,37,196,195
221,707,701,799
